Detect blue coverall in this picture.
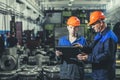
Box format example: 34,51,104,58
57,35,87,80
83,27,118,80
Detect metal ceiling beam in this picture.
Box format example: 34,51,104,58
19,0,44,17
41,1,108,5
41,0,108,10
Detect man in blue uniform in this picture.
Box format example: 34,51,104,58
77,11,118,80
55,16,87,80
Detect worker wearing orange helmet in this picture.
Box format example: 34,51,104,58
55,16,87,80
77,11,118,80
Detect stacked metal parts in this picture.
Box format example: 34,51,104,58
0,47,18,80
0,46,60,80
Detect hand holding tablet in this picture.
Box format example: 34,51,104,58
55,46,81,58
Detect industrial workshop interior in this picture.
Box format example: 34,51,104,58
0,0,120,80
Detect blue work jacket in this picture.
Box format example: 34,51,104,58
85,27,118,80
57,35,87,80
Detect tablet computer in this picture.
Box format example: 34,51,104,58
55,46,81,58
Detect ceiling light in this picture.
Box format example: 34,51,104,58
70,0,74,1
68,2,72,6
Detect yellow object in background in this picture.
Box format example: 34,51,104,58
116,60,120,64
117,44,120,49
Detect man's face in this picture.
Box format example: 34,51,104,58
91,21,102,32
67,25,79,36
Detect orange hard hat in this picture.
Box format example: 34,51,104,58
67,16,80,27
88,11,105,26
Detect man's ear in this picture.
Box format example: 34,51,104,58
100,20,104,26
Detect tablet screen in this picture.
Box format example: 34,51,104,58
55,46,81,58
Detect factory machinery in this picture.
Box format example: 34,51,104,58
0,46,120,80
0,46,60,80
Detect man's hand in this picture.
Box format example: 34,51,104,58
55,50,63,56
77,53,88,61
72,43,83,48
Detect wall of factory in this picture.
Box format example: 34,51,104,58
0,13,11,34
0,0,42,35
0,13,41,35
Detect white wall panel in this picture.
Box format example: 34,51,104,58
0,14,3,30
22,19,28,31
29,22,34,30
5,14,10,31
